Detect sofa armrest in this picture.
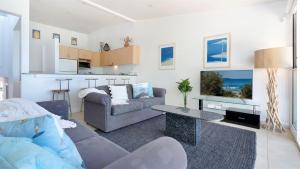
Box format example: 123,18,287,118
153,87,166,98
37,100,69,120
103,137,187,169
84,93,111,107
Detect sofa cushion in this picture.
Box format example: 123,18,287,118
0,115,85,169
75,136,129,169
139,97,165,108
65,120,98,143
0,137,76,169
111,100,143,116
96,85,110,96
109,86,129,100
97,85,133,99
132,83,154,99
126,84,133,99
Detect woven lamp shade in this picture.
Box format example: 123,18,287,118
254,47,293,68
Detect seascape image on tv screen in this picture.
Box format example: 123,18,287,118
201,70,253,99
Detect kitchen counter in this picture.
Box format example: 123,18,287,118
21,73,137,112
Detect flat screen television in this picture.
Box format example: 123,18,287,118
200,70,253,99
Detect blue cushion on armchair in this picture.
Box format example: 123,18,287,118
0,137,76,169
0,115,85,169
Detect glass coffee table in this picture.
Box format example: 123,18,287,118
152,105,224,146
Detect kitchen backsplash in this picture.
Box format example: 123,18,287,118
78,65,137,75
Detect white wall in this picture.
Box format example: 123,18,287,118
0,14,21,98
88,1,292,125
30,21,89,72
0,0,30,74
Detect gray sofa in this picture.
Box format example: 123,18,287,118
37,100,187,169
84,85,166,132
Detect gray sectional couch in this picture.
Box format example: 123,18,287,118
84,85,166,132
37,100,187,169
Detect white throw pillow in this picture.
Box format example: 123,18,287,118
109,85,129,100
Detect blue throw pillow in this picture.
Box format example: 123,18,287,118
0,137,76,169
0,115,85,169
132,83,154,99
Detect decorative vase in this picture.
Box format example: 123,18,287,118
123,36,132,47
103,43,110,51
183,93,187,108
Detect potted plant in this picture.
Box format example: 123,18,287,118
176,79,193,108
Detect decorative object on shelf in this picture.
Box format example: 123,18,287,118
159,43,175,70
71,37,77,46
254,47,293,132
204,33,231,68
32,29,40,39
176,79,193,108
99,42,105,52
103,43,110,51
122,36,132,47
52,33,60,43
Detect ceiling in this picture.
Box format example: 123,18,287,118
30,0,282,33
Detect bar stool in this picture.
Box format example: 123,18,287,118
51,79,72,115
80,78,98,112
106,78,116,85
122,78,130,84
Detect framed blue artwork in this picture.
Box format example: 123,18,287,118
204,33,231,68
159,43,175,70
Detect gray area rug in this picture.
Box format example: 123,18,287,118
96,115,256,169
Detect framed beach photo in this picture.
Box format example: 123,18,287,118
32,29,40,39
159,43,175,70
71,37,77,46
204,33,231,68
52,33,60,43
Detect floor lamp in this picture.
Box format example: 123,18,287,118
254,47,293,132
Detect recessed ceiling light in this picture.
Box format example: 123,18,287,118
81,0,136,23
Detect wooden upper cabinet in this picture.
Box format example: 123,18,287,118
59,45,140,67
100,52,112,66
68,47,79,60
59,45,69,59
116,46,140,65
91,52,101,67
100,46,140,66
78,49,92,60
59,45,78,60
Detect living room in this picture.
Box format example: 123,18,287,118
0,0,299,169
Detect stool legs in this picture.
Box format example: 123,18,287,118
67,91,72,117
52,91,72,118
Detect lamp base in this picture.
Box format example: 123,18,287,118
265,68,285,132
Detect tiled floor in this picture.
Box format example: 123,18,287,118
72,112,300,169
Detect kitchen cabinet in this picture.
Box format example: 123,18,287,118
100,46,140,66
91,52,101,67
68,47,79,60
59,45,78,60
100,52,113,66
59,45,68,59
113,46,140,65
79,49,92,60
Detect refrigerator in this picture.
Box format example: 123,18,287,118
58,59,78,74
